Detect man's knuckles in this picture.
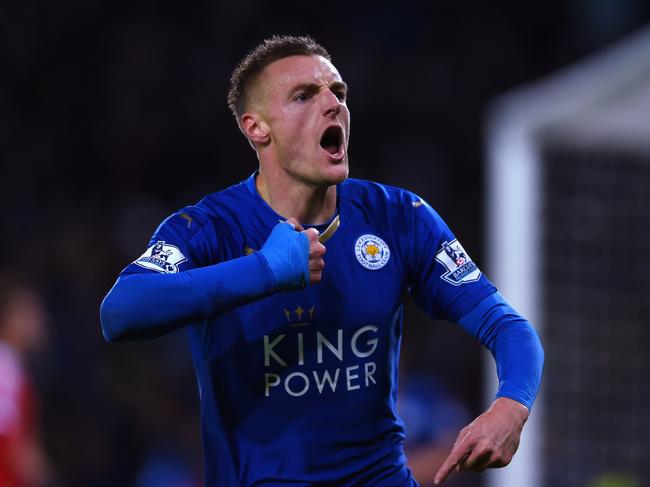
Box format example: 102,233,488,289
310,259,325,271
463,447,487,467
474,449,511,470
309,241,326,258
493,452,512,467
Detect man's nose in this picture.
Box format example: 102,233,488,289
321,90,342,117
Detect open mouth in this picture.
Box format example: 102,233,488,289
319,126,344,156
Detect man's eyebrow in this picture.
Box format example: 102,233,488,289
330,81,348,94
288,80,348,97
288,82,319,95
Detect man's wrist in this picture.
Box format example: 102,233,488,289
259,223,309,292
492,397,529,426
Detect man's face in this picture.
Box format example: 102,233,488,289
251,55,350,186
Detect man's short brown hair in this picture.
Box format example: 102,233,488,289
227,35,331,124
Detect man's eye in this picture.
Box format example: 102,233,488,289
295,92,311,102
334,91,347,102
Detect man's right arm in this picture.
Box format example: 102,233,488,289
100,219,324,342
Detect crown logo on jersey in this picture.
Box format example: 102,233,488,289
283,305,316,327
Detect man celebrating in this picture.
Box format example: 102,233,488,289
101,35,543,486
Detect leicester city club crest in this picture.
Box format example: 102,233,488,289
354,234,390,270
134,240,187,274
435,239,481,285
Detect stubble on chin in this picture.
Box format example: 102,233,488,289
314,156,349,186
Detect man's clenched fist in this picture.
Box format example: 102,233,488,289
286,217,326,285
259,218,326,292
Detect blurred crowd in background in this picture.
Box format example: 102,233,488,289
2,1,649,485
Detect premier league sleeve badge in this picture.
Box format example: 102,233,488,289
435,239,481,285
134,240,187,274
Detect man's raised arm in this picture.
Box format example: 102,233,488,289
100,219,324,342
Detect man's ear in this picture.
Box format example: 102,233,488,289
241,113,271,146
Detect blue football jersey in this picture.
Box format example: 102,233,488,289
120,173,496,486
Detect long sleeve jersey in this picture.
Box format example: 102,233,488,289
101,173,544,486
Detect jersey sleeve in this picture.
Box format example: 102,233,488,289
100,206,292,342
119,207,213,277
406,197,496,323
404,196,544,409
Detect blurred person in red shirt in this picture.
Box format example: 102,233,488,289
0,275,53,486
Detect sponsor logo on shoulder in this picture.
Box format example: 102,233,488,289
354,234,390,270
134,240,187,274
435,239,481,285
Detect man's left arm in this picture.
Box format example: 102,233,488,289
433,292,544,485
401,194,544,485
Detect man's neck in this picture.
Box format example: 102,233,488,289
256,169,337,225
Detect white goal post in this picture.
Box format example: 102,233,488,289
484,25,650,487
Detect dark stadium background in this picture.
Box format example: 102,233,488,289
3,1,649,485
